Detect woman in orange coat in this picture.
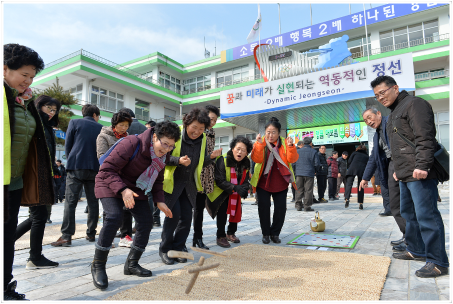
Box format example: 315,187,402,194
250,117,299,244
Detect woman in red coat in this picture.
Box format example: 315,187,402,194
91,121,180,290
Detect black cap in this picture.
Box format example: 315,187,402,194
342,151,349,156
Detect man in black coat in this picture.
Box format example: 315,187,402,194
121,107,147,135
371,75,448,278
316,145,328,203
55,159,66,203
359,106,406,248
336,151,348,198
52,105,103,247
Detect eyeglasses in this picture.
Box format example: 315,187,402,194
159,138,175,151
374,86,395,101
233,147,247,153
45,105,57,114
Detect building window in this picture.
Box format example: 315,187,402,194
64,84,83,101
244,133,257,143
215,136,229,150
436,112,449,152
217,65,249,88
183,74,211,93
135,98,150,122
141,71,153,82
254,63,263,80
159,72,181,92
414,69,446,81
164,108,177,120
346,35,371,57
90,86,123,112
379,19,438,51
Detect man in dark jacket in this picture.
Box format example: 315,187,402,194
336,151,348,198
121,107,147,135
52,105,103,247
360,106,406,247
55,159,66,203
327,151,339,201
316,145,328,203
294,137,320,211
290,141,303,202
371,75,448,278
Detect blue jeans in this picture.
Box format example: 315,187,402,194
400,179,449,268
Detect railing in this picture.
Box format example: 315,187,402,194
152,115,184,123
180,75,263,95
415,69,449,82
351,33,449,59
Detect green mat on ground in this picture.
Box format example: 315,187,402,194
287,232,360,249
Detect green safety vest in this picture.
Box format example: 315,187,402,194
250,137,295,187
206,154,249,203
163,126,207,194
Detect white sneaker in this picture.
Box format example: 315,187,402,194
118,235,133,248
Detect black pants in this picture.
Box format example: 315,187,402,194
4,189,22,290
97,197,152,251
160,189,193,253
256,187,288,236
295,176,314,207
328,177,337,199
120,209,133,238
15,205,48,261
193,193,206,240
61,170,99,239
216,198,238,238
386,160,406,236
336,175,346,196
316,175,327,199
345,174,364,203
291,184,296,200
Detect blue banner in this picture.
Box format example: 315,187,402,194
55,130,66,140
230,3,447,61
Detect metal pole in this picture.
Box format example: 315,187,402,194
349,4,351,14
310,4,312,25
278,3,281,34
363,3,370,61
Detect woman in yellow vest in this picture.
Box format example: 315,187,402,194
159,108,222,265
250,117,299,245
206,136,253,248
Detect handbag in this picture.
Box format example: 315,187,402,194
393,128,449,183
310,211,325,232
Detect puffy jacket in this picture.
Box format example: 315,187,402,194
295,145,319,177
387,90,438,182
96,126,128,159
337,157,348,176
327,156,339,178
95,127,170,202
317,152,328,175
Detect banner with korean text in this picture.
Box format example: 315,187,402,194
287,122,368,146
220,53,415,119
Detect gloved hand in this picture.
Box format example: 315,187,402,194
233,185,248,199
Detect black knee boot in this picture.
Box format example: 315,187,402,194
124,248,152,277
91,249,109,290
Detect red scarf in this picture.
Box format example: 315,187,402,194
227,167,247,223
113,128,127,139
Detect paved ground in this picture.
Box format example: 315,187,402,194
13,190,450,301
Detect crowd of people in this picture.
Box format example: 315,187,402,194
3,43,449,300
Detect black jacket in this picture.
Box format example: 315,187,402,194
65,117,103,171
206,150,250,219
386,90,438,182
56,164,67,182
127,118,147,135
39,111,59,176
346,150,369,177
337,157,348,176
317,152,328,175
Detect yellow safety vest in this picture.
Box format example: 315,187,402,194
250,137,295,187
163,127,206,194
3,87,11,185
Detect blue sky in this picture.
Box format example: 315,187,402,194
3,3,382,66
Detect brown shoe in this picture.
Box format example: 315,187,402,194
226,234,240,243
86,235,95,242
51,237,71,247
216,237,231,248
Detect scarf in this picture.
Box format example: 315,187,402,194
226,167,247,223
263,138,294,183
200,128,216,193
16,88,33,106
136,140,166,195
113,128,128,139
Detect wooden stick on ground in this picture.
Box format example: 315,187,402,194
190,247,227,257
167,250,194,260
187,263,220,274
185,256,205,294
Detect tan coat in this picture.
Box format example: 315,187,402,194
96,126,128,159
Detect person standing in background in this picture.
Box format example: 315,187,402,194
327,151,339,201
336,151,348,199
294,137,319,212
316,146,328,203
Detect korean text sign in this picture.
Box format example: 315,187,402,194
220,53,415,119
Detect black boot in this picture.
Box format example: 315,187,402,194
193,238,209,250
91,249,109,290
124,248,152,277
4,280,27,300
